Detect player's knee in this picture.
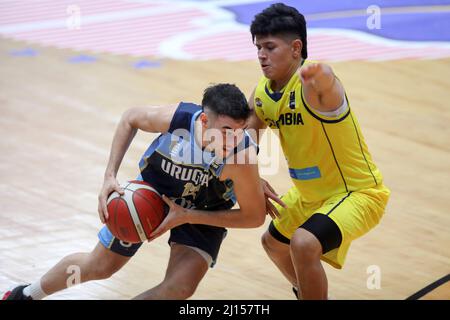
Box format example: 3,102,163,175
261,231,275,254
87,261,115,280
84,254,119,280
161,280,198,299
290,228,322,263
177,283,197,299
262,230,288,256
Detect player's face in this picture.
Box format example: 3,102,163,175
204,114,247,158
254,35,300,82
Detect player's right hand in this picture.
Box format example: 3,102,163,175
98,176,124,224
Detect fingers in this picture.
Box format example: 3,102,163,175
267,210,278,220
272,194,287,209
300,63,319,75
300,63,320,83
115,184,124,195
265,189,287,209
300,65,312,80
98,178,123,224
263,188,276,200
102,199,109,222
261,178,287,210
98,201,105,224
266,198,281,219
263,181,278,196
161,194,173,208
98,187,115,223
148,222,167,242
261,178,280,198
98,194,108,223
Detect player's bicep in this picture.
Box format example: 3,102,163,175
230,163,265,221
126,105,177,133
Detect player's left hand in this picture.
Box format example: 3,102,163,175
147,195,189,242
299,63,334,92
261,178,286,219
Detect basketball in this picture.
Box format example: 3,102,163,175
106,180,167,243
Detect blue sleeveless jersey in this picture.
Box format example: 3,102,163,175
138,102,255,211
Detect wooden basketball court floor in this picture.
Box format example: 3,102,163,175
0,37,449,300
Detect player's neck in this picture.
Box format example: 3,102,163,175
269,60,303,92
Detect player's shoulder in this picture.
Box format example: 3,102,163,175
176,102,202,116
169,102,202,133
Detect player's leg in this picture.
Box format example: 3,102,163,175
261,223,297,287
40,241,132,295
3,226,141,300
290,185,389,300
290,224,331,300
133,223,226,300
133,243,209,300
261,186,309,298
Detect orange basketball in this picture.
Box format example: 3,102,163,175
106,180,167,243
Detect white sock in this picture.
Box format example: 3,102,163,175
23,280,48,300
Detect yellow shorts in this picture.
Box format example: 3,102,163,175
272,184,390,269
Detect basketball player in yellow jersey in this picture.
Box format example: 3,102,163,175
247,3,390,299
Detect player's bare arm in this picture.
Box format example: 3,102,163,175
98,105,177,223
300,63,345,113
148,150,266,240
190,156,266,228
246,88,286,217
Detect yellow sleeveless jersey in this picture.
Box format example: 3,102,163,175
254,66,384,203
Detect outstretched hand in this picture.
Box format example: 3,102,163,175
147,195,189,242
261,178,286,219
299,63,335,93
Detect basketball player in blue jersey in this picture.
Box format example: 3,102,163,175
3,83,267,300
247,4,390,299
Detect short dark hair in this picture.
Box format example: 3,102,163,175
201,83,250,121
250,3,307,59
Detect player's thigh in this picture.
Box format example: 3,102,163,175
262,226,290,257
91,224,142,277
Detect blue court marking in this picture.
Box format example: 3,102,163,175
133,60,162,69
68,54,97,63
10,48,38,57
223,0,450,42
307,11,450,42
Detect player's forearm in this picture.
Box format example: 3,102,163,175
187,208,265,228
104,113,138,178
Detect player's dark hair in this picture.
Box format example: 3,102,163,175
202,83,250,120
250,3,308,59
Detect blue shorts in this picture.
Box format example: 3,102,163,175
98,223,227,267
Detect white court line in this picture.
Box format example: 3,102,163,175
2,0,450,61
